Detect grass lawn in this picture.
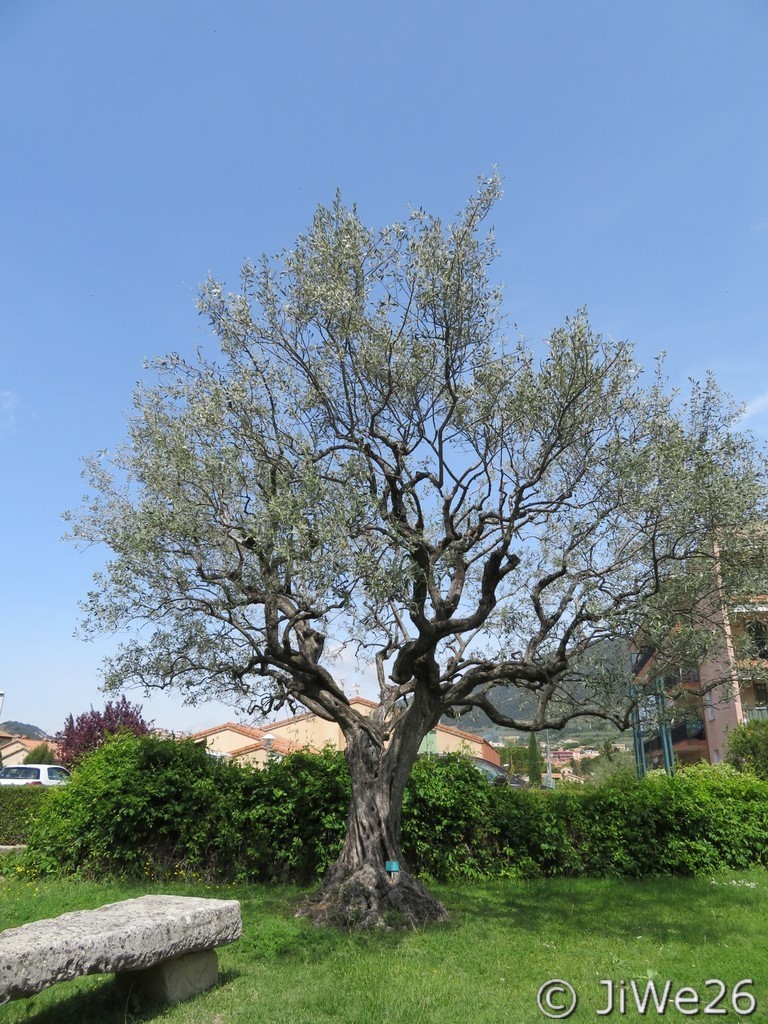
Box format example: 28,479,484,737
1,868,767,1023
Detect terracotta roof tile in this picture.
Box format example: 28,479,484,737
189,721,266,742
434,722,487,743
229,736,296,758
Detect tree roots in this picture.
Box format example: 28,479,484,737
297,864,448,930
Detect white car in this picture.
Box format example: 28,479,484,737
0,764,71,786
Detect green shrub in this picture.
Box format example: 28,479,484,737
726,719,768,779
403,760,768,883
235,748,351,883
24,733,248,879
23,735,351,883
0,787,54,844
542,765,768,880
402,754,498,880
21,740,768,884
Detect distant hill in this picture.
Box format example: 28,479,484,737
0,721,49,740
442,639,633,745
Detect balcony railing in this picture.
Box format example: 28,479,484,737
631,654,700,686
660,668,700,687
746,706,768,722
643,718,706,753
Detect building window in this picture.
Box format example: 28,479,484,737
746,620,768,657
755,682,768,707
679,666,700,683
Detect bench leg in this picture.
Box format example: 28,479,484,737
115,948,218,1004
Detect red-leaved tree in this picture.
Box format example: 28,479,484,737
56,696,151,766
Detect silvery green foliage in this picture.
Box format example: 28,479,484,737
67,174,768,734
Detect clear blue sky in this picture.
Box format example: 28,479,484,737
1,0,766,735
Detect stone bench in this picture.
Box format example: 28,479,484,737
0,894,242,1005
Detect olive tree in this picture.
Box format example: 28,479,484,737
69,175,767,926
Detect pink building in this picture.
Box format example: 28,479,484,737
633,589,768,767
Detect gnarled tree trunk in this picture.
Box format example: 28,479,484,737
299,715,447,929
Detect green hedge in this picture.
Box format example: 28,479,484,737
23,734,351,883
491,765,768,880
0,787,54,845
404,757,768,881
20,736,768,883
22,734,246,877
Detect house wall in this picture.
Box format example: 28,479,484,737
481,740,502,765
267,714,343,751
699,596,744,763
259,698,383,752
232,746,268,767
425,727,499,763
433,729,470,755
196,727,263,756
701,683,743,763
195,699,495,767
0,739,41,766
